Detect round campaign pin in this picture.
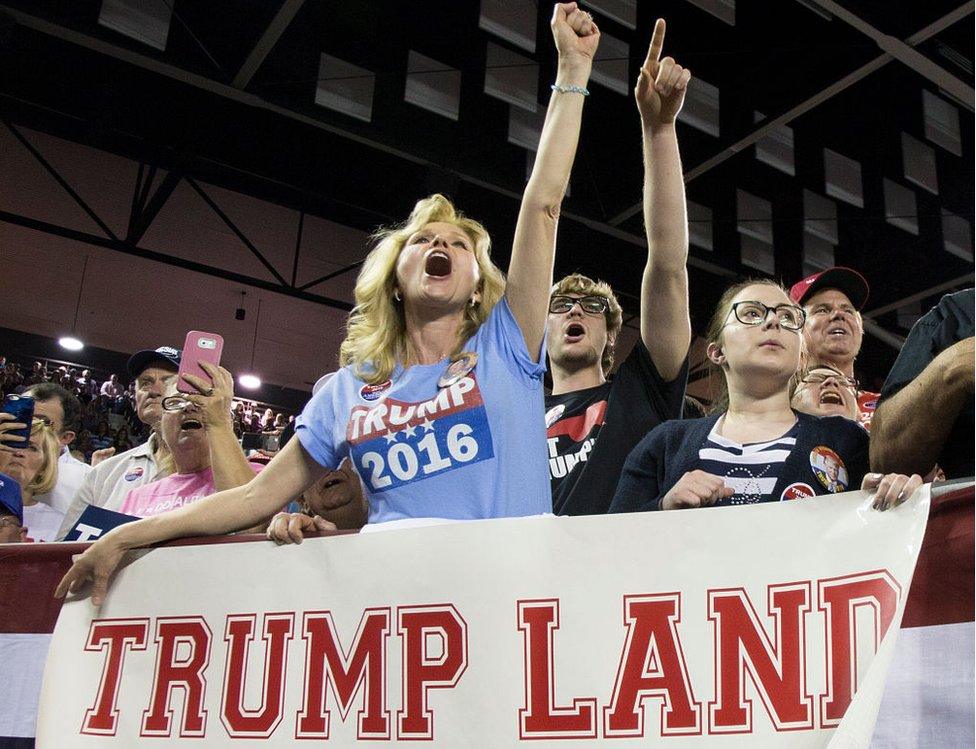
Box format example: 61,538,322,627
809,446,849,493
360,380,392,402
124,466,144,482
438,352,478,389
780,482,816,501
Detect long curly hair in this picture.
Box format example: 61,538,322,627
340,194,507,384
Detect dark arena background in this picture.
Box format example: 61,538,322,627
0,0,971,398
0,1,973,748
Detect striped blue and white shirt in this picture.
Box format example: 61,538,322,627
698,420,801,505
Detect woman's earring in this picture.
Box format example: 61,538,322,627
394,289,402,302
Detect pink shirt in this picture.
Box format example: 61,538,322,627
119,464,263,518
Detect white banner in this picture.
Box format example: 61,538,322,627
38,487,930,747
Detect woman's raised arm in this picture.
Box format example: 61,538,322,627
505,2,599,359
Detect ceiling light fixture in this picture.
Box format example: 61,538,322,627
237,296,262,391
60,255,90,352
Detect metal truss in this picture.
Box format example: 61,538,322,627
0,118,353,312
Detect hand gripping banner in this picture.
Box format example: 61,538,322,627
38,487,931,747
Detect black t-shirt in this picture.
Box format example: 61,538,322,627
545,342,688,515
879,289,975,479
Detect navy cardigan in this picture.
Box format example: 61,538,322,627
609,411,869,513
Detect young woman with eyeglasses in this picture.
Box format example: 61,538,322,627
611,280,922,513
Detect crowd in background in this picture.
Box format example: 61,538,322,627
0,355,295,464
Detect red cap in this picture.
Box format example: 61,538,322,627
789,267,869,310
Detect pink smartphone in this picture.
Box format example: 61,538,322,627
177,331,224,394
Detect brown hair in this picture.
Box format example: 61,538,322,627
550,273,623,375
704,279,792,414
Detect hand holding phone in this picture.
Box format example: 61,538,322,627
177,331,224,394
1,395,35,449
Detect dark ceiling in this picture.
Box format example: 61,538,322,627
0,0,973,389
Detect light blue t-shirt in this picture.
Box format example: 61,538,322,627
295,297,550,524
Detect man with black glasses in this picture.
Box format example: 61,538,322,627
544,19,691,515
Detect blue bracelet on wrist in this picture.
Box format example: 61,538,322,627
551,83,589,96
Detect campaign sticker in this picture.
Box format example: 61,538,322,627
809,446,848,493
360,380,392,402
781,482,816,501
124,467,144,482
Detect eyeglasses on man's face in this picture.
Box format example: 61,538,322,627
161,395,197,412
799,370,859,391
728,301,806,331
549,295,610,316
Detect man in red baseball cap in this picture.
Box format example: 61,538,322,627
789,267,879,429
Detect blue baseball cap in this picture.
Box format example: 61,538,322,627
0,472,23,524
126,346,182,378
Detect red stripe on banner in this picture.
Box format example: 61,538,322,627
0,541,87,634
0,533,351,635
901,483,974,629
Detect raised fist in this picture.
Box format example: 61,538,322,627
551,3,600,65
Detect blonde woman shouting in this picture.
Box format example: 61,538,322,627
58,3,599,604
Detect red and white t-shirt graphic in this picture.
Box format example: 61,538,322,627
346,375,494,492
545,400,608,480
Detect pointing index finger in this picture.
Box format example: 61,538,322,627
645,18,666,69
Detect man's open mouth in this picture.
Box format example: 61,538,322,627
180,419,203,431
564,322,586,343
819,392,843,405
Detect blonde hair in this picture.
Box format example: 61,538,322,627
550,273,623,375
340,194,507,384
704,279,800,414
25,419,59,496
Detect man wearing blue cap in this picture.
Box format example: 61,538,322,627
0,472,27,544
55,346,180,538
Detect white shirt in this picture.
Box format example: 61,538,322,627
55,435,165,539
23,501,64,542
32,447,93,515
